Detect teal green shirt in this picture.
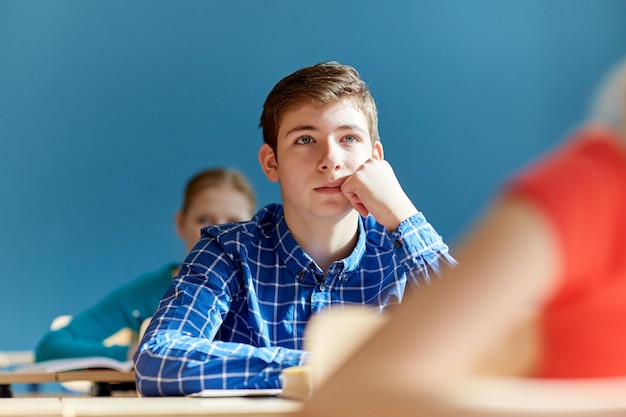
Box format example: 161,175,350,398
35,263,178,362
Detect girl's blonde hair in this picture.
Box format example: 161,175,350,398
181,168,256,214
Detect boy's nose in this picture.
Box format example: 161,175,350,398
318,141,342,171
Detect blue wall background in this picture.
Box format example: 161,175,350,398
1,0,625,351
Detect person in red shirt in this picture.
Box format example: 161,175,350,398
298,57,626,417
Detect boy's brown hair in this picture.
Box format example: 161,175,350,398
259,61,380,154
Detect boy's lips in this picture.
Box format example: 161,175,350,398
315,180,345,194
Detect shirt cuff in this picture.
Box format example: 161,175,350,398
389,212,457,276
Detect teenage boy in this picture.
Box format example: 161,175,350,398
134,61,455,396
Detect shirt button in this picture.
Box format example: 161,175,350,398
393,239,402,248
339,274,347,282
319,283,326,291
298,271,305,281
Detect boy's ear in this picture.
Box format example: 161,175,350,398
258,144,279,182
372,141,384,160
174,211,184,239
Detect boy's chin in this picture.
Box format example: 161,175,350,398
314,204,359,220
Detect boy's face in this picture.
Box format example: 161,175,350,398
259,98,383,221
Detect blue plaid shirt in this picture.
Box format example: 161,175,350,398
134,203,455,396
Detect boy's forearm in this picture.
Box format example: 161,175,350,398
377,197,419,232
135,335,307,396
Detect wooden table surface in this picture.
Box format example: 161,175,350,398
56,370,136,383
0,369,136,398
0,398,63,417
61,396,302,417
0,396,302,417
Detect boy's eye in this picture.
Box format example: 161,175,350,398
343,135,357,143
295,136,313,144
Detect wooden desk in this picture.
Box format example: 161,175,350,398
0,371,56,398
56,370,135,384
57,370,136,396
60,397,302,417
0,371,57,385
0,370,135,398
